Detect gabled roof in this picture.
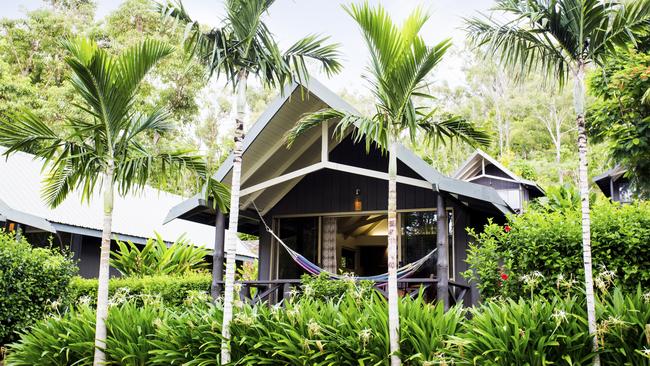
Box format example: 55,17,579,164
166,78,514,224
0,148,256,260
453,149,544,197
593,165,628,198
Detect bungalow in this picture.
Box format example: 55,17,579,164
0,147,257,278
453,149,544,213
166,79,514,306
593,166,633,203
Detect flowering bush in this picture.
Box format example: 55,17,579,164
464,200,650,299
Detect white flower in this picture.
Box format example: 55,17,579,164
307,318,322,337
359,328,372,346
552,309,568,323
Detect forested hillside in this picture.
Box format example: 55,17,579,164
1,0,647,195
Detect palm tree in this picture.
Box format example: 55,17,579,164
287,4,489,364
0,37,206,365
465,0,650,363
160,1,341,362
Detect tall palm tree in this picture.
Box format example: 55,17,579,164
0,37,206,365
465,0,650,363
287,4,489,364
160,1,341,362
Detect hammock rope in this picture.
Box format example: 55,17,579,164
251,202,437,282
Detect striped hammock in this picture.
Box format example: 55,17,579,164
252,202,437,283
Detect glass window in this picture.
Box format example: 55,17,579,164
400,210,454,279
277,217,319,279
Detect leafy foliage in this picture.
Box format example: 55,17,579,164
589,49,650,196
0,36,207,207
159,0,341,90
0,231,77,345
6,287,650,365
6,300,167,366
110,234,209,277
533,184,596,212
465,0,650,86
287,3,489,152
68,273,211,307
464,200,650,299
299,273,374,302
450,295,594,365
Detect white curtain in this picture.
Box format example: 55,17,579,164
322,217,337,273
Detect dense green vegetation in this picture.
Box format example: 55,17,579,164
0,232,77,345
110,234,210,277
68,273,211,307
465,199,650,299
6,286,650,365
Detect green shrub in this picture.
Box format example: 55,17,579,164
598,287,650,365
450,295,594,365
110,233,209,277
68,272,211,307
6,301,167,366
299,272,375,301
464,200,650,299
6,287,650,365
0,231,77,345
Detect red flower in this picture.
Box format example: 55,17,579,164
500,273,509,281
504,225,511,233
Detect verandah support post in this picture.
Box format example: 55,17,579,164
436,193,449,310
211,209,226,300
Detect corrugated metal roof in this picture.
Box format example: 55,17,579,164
0,147,256,260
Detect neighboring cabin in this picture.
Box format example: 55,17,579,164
0,147,257,278
453,149,545,213
166,79,521,306
593,166,634,203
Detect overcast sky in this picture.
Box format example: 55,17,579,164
4,0,494,92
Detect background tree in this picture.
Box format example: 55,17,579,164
0,37,206,365
287,4,489,364
589,46,650,197
160,0,341,362
465,0,650,362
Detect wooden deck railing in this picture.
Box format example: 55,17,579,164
214,278,470,306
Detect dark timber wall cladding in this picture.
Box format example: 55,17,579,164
269,169,435,216
329,135,422,179
471,176,520,190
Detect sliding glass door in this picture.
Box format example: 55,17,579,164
401,210,454,279
276,217,319,279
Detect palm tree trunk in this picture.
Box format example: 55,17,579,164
221,69,248,364
436,193,449,310
573,63,600,366
387,138,400,366
93,166,114,366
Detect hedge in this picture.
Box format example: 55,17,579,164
0,232,77,345
465,200,650,299
68,272,211,307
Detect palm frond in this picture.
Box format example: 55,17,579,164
206,178,231,214
115,151,207,195
116,39,174,97
0,111,62,156
465,14,570,86
590,0,650,62
417,113,491,149
283,34,342,82
285,108,345,148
